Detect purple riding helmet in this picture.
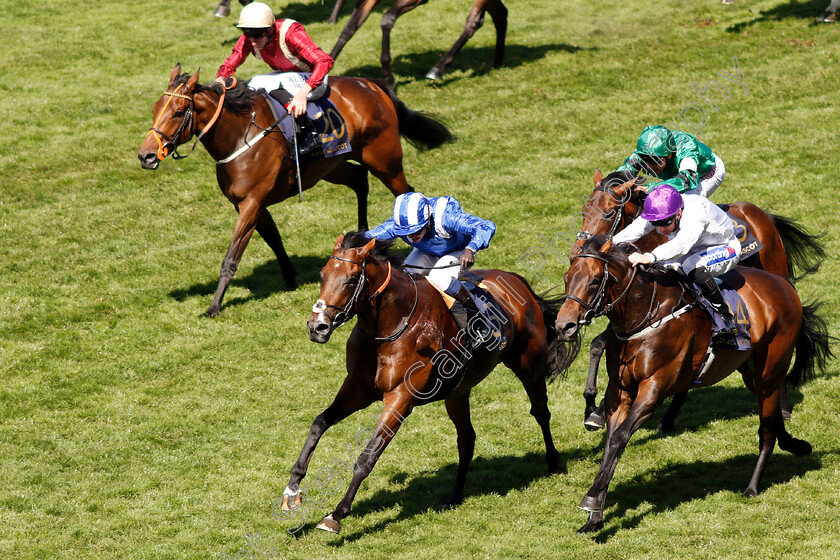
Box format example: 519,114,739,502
641,184,683,222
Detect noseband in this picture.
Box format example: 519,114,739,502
313,255,417,342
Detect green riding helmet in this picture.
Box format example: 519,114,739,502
634,125,672,158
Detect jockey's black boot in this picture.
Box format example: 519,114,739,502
294,114,322,156
452,285,499,350
697,272,737,337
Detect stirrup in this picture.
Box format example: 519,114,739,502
712,316,737,337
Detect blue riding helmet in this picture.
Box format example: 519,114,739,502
392,192,431,235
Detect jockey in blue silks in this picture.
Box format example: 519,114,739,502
365,192,501,347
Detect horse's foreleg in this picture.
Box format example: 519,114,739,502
206,202,260,317
255,207,296,288
317,396,413,534
379,0,426,86
330,0,382,60
578,381,660,533
280,376,377,515
443,393,476,507
328,0,346,24
485,0,508,67
583,330,609,429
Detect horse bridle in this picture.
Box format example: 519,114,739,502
563,252,638,326
575,184,639,246
312,256,418,342
145,81,229,161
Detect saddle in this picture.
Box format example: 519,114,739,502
718,206,763,261
263,90,352,159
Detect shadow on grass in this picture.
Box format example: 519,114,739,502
590,450,825,541
322,446,600,545
339,43,594,87
726,0,827,32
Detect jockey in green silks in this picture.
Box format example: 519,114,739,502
614,125,726,198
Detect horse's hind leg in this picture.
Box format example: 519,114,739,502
657,391,688,433
328,0,346,24
443,393,476,507
324,162,371,229
508,342,562,474
281,376,377,512
255,207,296,288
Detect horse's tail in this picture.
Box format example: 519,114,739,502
508,273,578,382
373,80,455,150
787,301,834,387
770,213,826,283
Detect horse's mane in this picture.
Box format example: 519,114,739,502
173,72,257,117
600,170,647,205
341,231,402,266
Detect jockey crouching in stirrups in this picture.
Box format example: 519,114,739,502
613,184,740,337
615,125,726,199
214,2,334,155
365,192,504,350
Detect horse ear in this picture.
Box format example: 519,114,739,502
186,69,200,91
593,169,603,186
600,238,613,254
361,237,376,254
170,63,182,84
334,234,345,252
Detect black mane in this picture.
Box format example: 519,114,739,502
173,72,257,117
341,231,401,265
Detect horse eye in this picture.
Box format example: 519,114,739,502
173,110,185,118
590,278,601,287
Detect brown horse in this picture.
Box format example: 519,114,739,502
555,236,831,533
281,231,563,534
573,169,825,431
138,64,453,316
328,0,507,83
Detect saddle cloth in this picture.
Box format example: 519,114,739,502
263,92,352,159
719,206,764,261
694,277,751,351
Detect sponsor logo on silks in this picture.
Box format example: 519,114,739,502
705,246,737,266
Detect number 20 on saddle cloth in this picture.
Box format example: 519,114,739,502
252,72,352,158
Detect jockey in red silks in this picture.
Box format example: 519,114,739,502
214,2,334,154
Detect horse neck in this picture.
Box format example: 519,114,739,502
192,88,267,161
356,259,418,337
608,266,684,334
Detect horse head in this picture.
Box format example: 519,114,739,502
571,170,646,259
308,233,379,343
138,64,202,169
556,236,636,340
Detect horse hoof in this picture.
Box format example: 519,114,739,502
577,511,604,534
425,68,443,81
316,514,341,534
584,411,605,431
578,495,602,512
818,10,836,22
281,493,302,511
743,487,759,498
214,3,230,17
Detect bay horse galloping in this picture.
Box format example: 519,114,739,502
282,232,563,534
138,64,453,316
328,0,507,83
573,169,825,431
555,237,832,533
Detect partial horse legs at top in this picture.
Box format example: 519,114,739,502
214,0,253,18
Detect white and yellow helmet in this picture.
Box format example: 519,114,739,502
237,2,275,28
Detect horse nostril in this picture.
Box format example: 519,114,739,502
315,321,330,334
560,322,578,338
139,152,159,168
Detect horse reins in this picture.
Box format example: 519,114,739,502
317,256,417,342
145,78,234,161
